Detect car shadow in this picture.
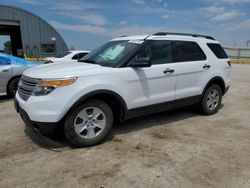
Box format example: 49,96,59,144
113,104,224,136
114,107,197,135
24,106,203,150
24,125,70,151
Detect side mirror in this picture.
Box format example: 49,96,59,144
129,57,151,67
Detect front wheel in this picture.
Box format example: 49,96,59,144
64,99,113,147
199,84,222,115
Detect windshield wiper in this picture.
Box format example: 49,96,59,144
80,59,96,64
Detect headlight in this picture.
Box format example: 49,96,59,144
32,77,77,96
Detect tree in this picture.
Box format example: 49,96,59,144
4,41,12,54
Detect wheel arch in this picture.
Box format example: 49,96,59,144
202,76,226,96
66,90,128,121
6,75,22,95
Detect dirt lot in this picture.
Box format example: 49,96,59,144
0,64,250,188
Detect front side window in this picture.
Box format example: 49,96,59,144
80,40,142,67
136,40,172,65
172,41,206,62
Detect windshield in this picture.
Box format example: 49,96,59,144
79,40,143,67
56,51,71,58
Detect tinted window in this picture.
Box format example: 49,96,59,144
137,40,172,65
72,54,78,60
78,53,88,59
72,53,88,60
207,43,228,59
172,41,206,62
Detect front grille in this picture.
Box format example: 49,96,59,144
18,75,39,101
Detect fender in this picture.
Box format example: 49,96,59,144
66,89,128,119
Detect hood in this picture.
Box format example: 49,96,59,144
23,62,111,79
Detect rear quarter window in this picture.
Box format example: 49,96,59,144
207,43,228,59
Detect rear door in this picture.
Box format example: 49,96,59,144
127,40,176,108
171,40,209,99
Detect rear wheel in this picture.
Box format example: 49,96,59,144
199,84,222,115
7,77,20,98
64,99,113,147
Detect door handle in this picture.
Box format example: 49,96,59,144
203,64,211,69
163,68,174,74
1,69,10,72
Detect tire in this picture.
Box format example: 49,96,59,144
7,77,20,98
199,84,222,115
64,99,113,147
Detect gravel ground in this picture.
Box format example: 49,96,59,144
0,64,250,188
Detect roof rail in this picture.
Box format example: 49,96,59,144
153,32,215,40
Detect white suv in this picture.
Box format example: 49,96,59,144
14,32,231,147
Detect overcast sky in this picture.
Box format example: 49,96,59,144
0,0,250,50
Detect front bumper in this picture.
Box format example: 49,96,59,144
14,98,57,136
15,89,68,122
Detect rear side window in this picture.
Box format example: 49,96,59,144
172,41,206,62
207,43,228,59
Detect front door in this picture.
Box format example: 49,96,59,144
127,40,176,109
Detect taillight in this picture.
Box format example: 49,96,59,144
227,60,231,67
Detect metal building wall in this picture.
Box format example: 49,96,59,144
0,5,68,57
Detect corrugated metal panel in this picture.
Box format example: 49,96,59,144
0,5,68,57
0,20,19,25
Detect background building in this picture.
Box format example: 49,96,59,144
0,4,68,58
